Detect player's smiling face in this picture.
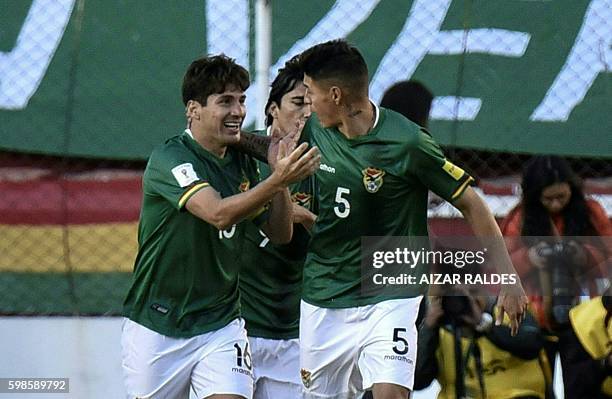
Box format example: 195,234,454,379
303,75,338,128
194,84,246,148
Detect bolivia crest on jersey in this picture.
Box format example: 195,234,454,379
239,178,250,192
291,192,312,209
362,167,385,193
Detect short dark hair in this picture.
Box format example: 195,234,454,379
300,39,368,95
181,55,249,106
265,56,304,127
380,80,433,127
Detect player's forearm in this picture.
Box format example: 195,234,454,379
218,176,287,228
294,204,317,231
455,188,519,276
261,189,293,244
233,131,271,163
188,175,285,230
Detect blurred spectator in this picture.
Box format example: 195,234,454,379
380,80,433,128
563,289,612,398
414,292,551,399
502,156,611,322
501,155,611,396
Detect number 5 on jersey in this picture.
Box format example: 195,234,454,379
334,187,351,218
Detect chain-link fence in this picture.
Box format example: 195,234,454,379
1,0,610,315
0,152,144,314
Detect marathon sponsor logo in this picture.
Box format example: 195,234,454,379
231,367,253,377
319,163,335,174
384,355,413,364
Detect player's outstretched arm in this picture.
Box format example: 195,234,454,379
453,186,529,336
233,131,271,163
234,118,306,164
185,142,319,238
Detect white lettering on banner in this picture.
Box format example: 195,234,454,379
267,0,382,78
430,97,483,121
370,0,531,121
531,0,611,122
3,0,604,125
0,0,75,110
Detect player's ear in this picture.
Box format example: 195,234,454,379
330,86,342,106
268,102,280,120
186,100,201,120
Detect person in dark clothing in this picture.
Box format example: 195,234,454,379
414,292,552,399
562,290,612,398
380,80,433,128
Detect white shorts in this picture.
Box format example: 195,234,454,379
299,297,422,398
121,318,254,399
249,336,303,399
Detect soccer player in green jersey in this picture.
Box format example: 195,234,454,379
240,57,316,399
121,55,319,399
294,39,528,399
231,40,530,399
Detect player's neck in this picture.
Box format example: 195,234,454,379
337,99,375,139
189,126,228,158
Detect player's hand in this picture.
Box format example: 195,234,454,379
495,283,529,336
271,139,320,186
268,119,305,169
293,203,316,225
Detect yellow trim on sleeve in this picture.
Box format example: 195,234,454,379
178,182,210,208
451,176,474,200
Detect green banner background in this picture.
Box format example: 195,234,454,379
0,0,610,160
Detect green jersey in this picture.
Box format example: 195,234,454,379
239,129,317,339
302,106,473,308
123,129,261,338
